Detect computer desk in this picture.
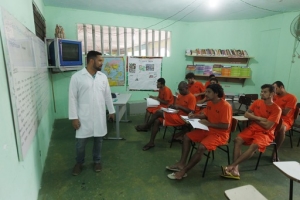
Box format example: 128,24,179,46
106,93,131,140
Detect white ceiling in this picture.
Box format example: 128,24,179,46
43,0,300,22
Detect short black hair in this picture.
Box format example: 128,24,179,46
206,84,224,98
273,81,285,88
209,74,215,78
157,78,165,85
210,77,218,83
261,84,275,93
185,72,195,79
87,51,102,64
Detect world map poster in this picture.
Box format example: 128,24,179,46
102,57,125,86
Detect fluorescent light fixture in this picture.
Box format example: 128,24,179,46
208,0,218,8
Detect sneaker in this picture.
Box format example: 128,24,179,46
94,163,102,172
72,163,82,176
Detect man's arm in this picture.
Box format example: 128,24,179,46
282,107,292,116
199,119,230,129
169,104,192,114
150,95,169,105
245,110,274,130
69,76,80,130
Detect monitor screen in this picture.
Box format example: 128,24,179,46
61,43,80,61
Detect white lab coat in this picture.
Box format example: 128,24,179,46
69,68,115,138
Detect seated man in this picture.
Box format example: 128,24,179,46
144,78,173,124
185,72,205,113
273,81,297,160
222,84,281,180
166,84,232,180
197,78,225,105
135,81,196,151
204,74,216,88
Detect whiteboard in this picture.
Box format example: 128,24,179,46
0,8,50,160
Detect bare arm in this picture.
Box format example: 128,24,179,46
188,112,207,119
169,104,192,114
282,107,292,116
150,95,168,105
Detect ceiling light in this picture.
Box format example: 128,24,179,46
208,0,218,8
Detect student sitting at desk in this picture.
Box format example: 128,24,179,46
166,84,232,179
272,81,297,161
221,84,281,180
135,81,196,151
186,72,205,113
144,78,173,124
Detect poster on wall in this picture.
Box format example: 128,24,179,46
127,57,162,90
101,57,125,86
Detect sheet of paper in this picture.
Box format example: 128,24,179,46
146,98,159,107
180,116,209,130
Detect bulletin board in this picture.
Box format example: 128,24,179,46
0,8,50,160
127,57,162,90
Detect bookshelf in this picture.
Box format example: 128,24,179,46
186,55,253,86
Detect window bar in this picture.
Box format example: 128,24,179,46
83,24,87,54
132,28,134,56
116,27,120,56
158,30,161,57
139,29,141,56
165,31,168,57
124,28,127,55
100,26,104,54
109,26,112,55
92,25,95,50
152,30,155,56
145,29,148,56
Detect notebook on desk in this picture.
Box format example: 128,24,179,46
181,116,209,130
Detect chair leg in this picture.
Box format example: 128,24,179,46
163,126,167,139
273,144,278,161
226,146,230,165
289,130,293,148
255,152,262,170
202,151,211,177
188,142,195,161
212,151,215,160
298,135,300,147
169,128,176,148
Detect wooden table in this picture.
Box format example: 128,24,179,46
273,161,300,200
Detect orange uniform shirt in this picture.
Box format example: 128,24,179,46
176,92,196,116
273,93,297,130
147,86,174,113
188,81,205,101
202,99,232,138
248,100,282,134
204,81,210,88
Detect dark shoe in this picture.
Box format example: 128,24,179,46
72,163,82,176
94,163,102,172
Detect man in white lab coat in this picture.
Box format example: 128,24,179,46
69,50,115,176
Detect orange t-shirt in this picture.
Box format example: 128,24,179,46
248,100,282,134
158,86,174,108
273,93,297,128
176,92,196,116
202,99,232,138
204,81,210,88
188,81,205,101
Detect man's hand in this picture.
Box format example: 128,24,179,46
72,119,81,130
169,104,178,109
199,119,210,126
108,113,115,122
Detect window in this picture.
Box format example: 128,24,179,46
32,3,46,41
77,24,171,57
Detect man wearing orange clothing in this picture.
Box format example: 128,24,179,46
204,74,216,88
185,72,205,102
222,84,281,180
273,81,297,159
166,84,232,180
135,81,196,151
144,78,173,123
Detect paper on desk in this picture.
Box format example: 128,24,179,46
181,115,209,131
161,107,179,113
145,98,160,107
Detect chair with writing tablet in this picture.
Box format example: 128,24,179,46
232,96,252,116
255,118,282,170
188,118,238,177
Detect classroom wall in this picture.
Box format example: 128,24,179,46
0,1,55,199
45,6,300,119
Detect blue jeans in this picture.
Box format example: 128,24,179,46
75,137,103,164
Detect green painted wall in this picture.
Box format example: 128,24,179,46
0,0,55,199
46,6,300,119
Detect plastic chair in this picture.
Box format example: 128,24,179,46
232,96,252,116
245,94,258,102
255,118,282,170
188,118,238,177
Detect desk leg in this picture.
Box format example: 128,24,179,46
290,179,293,200
105,105,125,140
120,103,131,123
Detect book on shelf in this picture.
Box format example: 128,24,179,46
145,98,160,107
180,116,209,130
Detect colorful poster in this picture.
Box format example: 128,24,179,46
102,57,125,86
128,57,162,90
